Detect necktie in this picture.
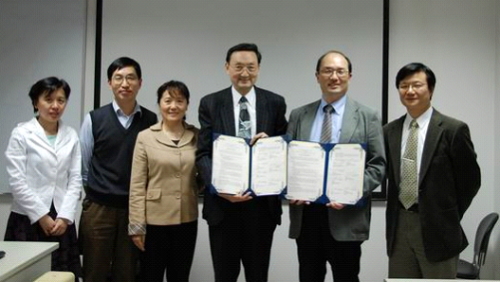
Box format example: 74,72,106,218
399,119,419,209
320,104,334,143
238,96,251,138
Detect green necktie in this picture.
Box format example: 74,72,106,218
399,119,419,209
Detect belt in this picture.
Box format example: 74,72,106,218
400,202,419,212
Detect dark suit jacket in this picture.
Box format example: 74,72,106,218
384,109,481,262
287,97,386,241
196,86,287,226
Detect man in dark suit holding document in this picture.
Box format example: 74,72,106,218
196,43,287,282
287,50,386,282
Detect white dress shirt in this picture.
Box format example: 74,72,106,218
400,107,433,176
5,118,82,224
232,86,257,137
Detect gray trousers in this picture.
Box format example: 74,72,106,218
388,208,458,278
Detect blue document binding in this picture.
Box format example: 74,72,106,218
210,133,367,206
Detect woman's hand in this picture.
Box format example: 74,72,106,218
38,215,56,236
50,218,69,236
131,235,146,251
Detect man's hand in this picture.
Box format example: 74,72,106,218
326,201,345,210
289,199,310,205
250,132,269,145
219,192,253,203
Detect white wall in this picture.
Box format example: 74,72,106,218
493,0,500,278
0,0,87,193
389,0,499,279
1,0,499,281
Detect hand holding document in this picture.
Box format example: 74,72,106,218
286,142,366,204
211,134,366,203
211,135,287,196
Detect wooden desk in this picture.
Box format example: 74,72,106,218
0,241,58,282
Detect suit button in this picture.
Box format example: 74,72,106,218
175,173,181,178
176,193,181,199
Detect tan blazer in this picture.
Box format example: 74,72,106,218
129,122,199,235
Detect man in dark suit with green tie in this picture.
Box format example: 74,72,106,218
384,62,481,278
196,43,287,282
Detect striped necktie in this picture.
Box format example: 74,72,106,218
320,104,334,143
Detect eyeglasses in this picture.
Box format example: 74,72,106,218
230,64,258,74
319,68,349,78
111,74,139,84
399,83,426,91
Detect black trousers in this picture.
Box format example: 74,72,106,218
141,221,198,282
208,198,277,282
296,204,362,282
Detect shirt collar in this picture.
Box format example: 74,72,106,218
319,95,347,115
112,100,142,117
231,86,256,107
404,106,433,129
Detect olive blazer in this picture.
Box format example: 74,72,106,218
129,121,199,235
384,109,481,262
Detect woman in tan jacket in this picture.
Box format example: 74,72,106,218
129,80,199,282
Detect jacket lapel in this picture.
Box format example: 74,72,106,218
339,98,359,143
220,89,235,136
152,122,173,146
388,116,405,186
29,118,56,153
419,109,443,184
255,89,268,133
153,122,196,147
298,100,319,141
177,123,195,147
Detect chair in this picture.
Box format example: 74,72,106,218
456,212,499,279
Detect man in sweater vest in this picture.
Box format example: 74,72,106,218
79,57,157,282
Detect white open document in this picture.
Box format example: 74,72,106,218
251,137,287,195
212,135,250,195
326,144,365,204
211,134,287,196
286,141,325,202
286,142,365,204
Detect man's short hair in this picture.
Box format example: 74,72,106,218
107,57,142,80
315,50,352,74
225,43,262,64
395,62,436,92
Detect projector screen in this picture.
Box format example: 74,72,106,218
98,0,387,198
99,0,385,120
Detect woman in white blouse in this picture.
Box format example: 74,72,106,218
4,77,82,279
